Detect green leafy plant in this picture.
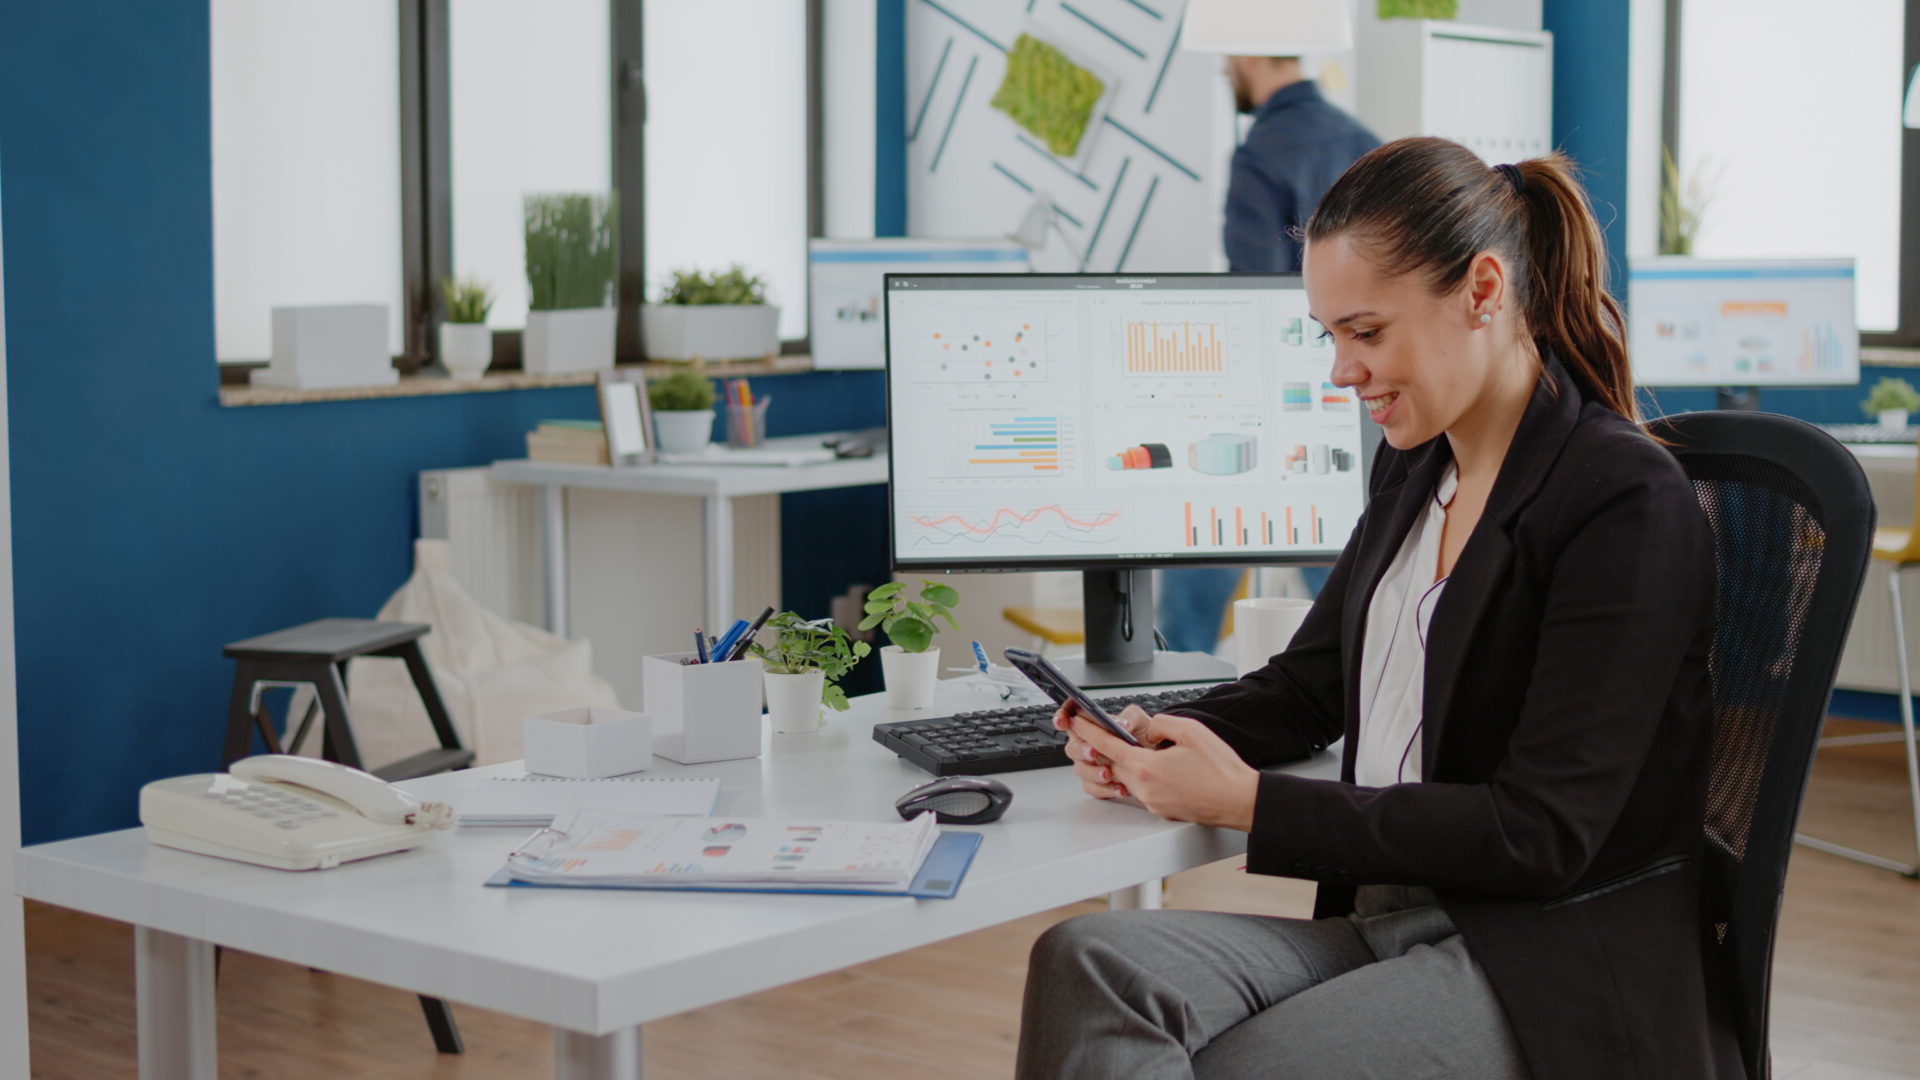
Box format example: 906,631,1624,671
1862,377,1920,417
439,276,494,324
524,192,618,311
858,580,959,654
659,265,767,306
1658,145,1718,257
749,612,872,711
989,34,1104,158
648,369,716,412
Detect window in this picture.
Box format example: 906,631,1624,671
1658,0,1920,344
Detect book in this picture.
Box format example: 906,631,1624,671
493,808,959,894
456,774,720,827
527,427,610,465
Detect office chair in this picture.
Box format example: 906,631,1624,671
1650,411,1875,1080
1791,435,1920,878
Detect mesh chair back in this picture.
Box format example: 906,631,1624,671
1647,412,1876,1080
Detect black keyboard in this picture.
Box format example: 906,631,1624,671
872,685,1224,776
1819,422,1919,445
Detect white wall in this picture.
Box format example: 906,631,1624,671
823,0,878,239
0,136,30,1078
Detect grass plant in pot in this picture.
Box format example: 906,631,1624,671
859,580,959,710
649,370,717,454
641,265,781,362
749,612,871,734
524,192,618,375
438,276,494,381
1863,377,1920,430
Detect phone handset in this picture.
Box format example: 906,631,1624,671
230,755,455,830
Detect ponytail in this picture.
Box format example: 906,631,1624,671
1305,138,1638,422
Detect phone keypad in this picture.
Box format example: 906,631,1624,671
207,783,336,830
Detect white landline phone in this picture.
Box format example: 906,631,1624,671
140,755,456,871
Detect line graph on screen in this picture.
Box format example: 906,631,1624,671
906,504,1127,551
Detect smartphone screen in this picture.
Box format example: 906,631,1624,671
1002,648,1144,747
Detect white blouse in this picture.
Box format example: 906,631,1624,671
1354,464,1459,788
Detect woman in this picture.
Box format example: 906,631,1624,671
1015,138,1741,1080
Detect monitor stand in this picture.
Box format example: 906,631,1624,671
1717,386,1760,411
1046,569,1237,690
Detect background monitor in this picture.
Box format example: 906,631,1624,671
808,238,1028,370
1627,257,1859,391
883,272,1374,686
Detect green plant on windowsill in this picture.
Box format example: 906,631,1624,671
648,370,716,412
858,580,960,653
524,192,618,311
749,612,872,711
439,277,494,324
1862,377,1920,418
659,265,768,306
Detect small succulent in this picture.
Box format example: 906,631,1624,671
648,370,717,412
440,276,493,324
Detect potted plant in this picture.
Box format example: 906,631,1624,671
859,580,960,710
1863,377,1920,430
641,265,780,363
524,192,618,375
438,276,494,381
648,370,717,453
748,612,872,733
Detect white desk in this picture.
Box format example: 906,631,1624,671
492,438,888,636
13,682,1338,1080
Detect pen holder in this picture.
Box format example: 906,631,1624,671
523,706,653,778
726,398,770,448
642,653,763,764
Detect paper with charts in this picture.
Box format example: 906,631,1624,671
504,809,941,890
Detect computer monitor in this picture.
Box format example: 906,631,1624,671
1627,257,1859,408
809,238,1029,370
883,272,1375,687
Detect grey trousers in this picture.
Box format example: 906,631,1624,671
1014,886,1528,1080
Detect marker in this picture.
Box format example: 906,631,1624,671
694,629,710,664
725,606,777,662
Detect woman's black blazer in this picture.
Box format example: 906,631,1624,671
1169,356,1743,1079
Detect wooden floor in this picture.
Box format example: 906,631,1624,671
23,718,1920,1079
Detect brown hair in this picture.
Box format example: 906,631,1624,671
1303,138,1637,422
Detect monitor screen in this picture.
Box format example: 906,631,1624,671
1627,257,1859,387
809,238,1029,370
884,273,1373,572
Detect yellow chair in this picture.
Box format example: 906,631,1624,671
1794,459,1920,877
1001,606,1085,651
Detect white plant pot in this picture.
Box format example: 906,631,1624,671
524,307,616,375
641,303,781,362
653,409,715,453
438,323,493,381
881,645,940,710
763,669,827,734
1878,408,1910,430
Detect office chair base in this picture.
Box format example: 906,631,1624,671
1790,833,1920,879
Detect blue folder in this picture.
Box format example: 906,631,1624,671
483,830,983,899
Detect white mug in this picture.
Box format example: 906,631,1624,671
1233,597,1314,676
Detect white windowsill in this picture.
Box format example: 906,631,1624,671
217,355,822,407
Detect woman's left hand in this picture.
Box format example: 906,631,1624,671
1070,712,1261,832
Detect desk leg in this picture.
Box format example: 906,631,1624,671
135,927,216,1080
702,494,735,634
555,1026,641,1080
543,484,569,637
1109,879,1164,910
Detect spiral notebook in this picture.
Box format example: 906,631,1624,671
456,774,721,827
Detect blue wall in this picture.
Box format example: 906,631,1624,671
0,2,886,843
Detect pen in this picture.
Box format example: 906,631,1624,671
710,617,752,662
725,605,777,662
695,629,710,664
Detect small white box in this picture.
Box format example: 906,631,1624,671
523,706,653,779
252,304,398,389
642,654,762,764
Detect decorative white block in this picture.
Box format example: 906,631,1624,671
640,304,781,362
642,654,763,764
251,304,397,389
525,308,617,375
523,706,653,779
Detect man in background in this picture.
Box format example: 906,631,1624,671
1160,55,1378,655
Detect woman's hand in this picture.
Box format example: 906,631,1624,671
1054,705,1260,831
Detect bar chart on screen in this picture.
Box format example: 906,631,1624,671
1123,319,1225,375
1180,497,1360,550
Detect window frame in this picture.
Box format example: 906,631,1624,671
1661,0,1920,348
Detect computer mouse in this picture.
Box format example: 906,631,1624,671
895,775,1012,824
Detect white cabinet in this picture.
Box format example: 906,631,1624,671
1356,20,1554,166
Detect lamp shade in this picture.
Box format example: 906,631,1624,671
1181,0,1352,56
1906,64,1920,128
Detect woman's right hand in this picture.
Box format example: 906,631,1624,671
1055,704,1153,800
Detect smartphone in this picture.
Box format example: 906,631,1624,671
1002,647,1144,747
